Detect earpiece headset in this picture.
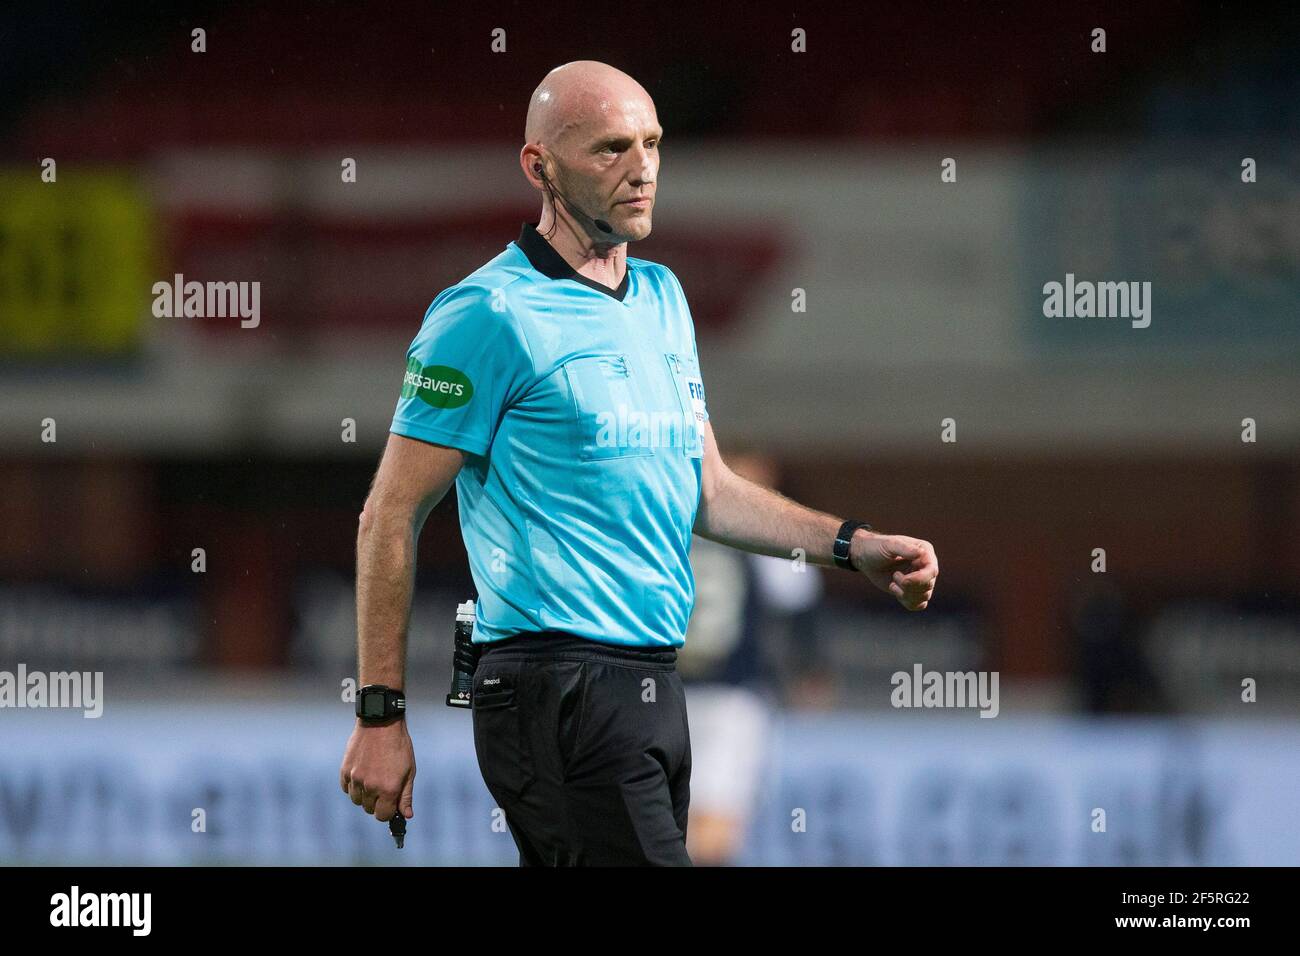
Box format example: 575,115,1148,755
533,161,613,235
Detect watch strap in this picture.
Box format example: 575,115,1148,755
833,520,872,570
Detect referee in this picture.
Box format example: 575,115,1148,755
340,60,939,866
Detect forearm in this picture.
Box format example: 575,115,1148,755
694,470,851,567
355,506,419,688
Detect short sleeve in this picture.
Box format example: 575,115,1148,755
390,284,534,457
664,266,709,424
692,339,710,424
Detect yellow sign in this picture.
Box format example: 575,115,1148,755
0,171,154,356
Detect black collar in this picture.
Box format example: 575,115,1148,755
515,222,630,302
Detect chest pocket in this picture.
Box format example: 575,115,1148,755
563,353,656,461
664,352,706,459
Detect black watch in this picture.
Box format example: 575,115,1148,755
833,519,872,571
355,684,406,723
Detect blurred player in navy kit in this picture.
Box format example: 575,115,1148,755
680,451,831,864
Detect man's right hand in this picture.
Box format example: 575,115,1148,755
340,718,416,823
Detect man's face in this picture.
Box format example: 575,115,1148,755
556,95,661,242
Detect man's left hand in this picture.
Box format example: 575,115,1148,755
851,531,938,611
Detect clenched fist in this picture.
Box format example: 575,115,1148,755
851,531,938,611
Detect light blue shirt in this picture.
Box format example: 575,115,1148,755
390,223,710,648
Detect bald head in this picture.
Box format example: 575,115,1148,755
521,61,662,244
525,61,653,147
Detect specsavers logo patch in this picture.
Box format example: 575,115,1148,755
401,358,473,409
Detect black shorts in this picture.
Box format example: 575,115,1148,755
470,630,693,866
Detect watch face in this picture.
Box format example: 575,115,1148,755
362,694,386,718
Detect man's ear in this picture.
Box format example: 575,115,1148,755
520,146,545,186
